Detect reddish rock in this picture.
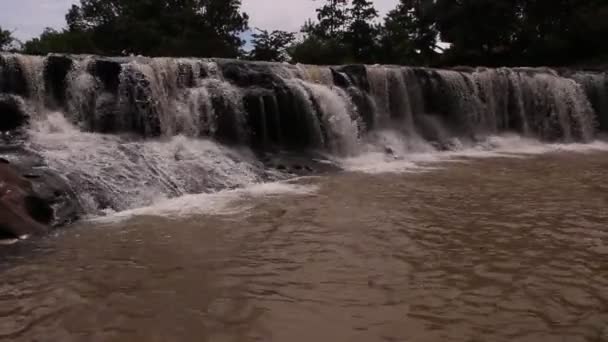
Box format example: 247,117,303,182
0,163,50,239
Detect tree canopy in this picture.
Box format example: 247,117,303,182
24,0,249,57
11,0,608,66
0,26,14,51
249,29,295,62
291,0,608,66
346,0,379,64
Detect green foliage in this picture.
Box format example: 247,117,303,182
435,0,608,66
379,0,438,65
289,36,353,65
249,29,296,62
16,0,608,66
313,0,350,39
346,0,379,63
0,26,14,51
24,0,249,57
289,0,354,64
23,28,95,55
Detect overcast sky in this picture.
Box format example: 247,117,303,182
0,0,399,41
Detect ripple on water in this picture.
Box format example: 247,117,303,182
0,152,608,341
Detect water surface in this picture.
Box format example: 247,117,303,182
1,152,608,342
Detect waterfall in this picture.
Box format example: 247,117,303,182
0,53,605,215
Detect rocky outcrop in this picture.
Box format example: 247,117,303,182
0,160,50,239
0,146,81,240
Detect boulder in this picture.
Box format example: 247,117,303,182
0,55,29,96
89,58,124,93
0,163,50,239
44,55,74,108
0,95,28,133
218,60,284,89
0,147,81,239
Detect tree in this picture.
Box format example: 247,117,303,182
28,0,249,57
513,0,608,65
346,0,378,63
289,2,354,65
249,29,296,62
435,0,520,65
23,28,95,55
289,34,353,65
0,26,14,51
432,0,608,66
314,0,350,39
379,0,438,65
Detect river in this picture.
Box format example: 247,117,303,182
1,148,607,342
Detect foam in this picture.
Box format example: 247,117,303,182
339,133,608,174
93,180,318,222
27,113,263,213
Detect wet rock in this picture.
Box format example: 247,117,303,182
89,58,123,93
218,61,283,89
263,152,340,176
28,168,81,226
212,93,246,145
118,66,162,137
0,147,81,236
0,55,28,96
92,92,119,133
0,163,50,239
243,91,269,149
44,55,73,108
333,65,370,91
177,62,195,88
0,95,28,132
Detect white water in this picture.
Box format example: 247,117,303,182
3,54,607,218
340,132,608,174
94,180,319,221
27,113,264,214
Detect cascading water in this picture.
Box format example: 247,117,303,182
0,53,605,217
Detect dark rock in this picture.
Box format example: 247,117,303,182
0,55,29,96
44,55,73,108
92,92,119,133
177,62,195,88
0,147,81,232
333,65,370,91
0,95,28,132
243,91,268,149
218,61,283,89
25,195,54,224
89,58,123,93
330,68,351,89
0,163,50,238
118,66,162,137
212,93,246,145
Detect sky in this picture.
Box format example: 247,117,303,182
0,0,399,42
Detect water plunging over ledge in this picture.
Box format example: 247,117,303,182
1,53,607,221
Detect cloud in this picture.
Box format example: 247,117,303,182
0,0,399,41
0,0,75,41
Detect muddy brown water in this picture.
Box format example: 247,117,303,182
1,152,607,342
